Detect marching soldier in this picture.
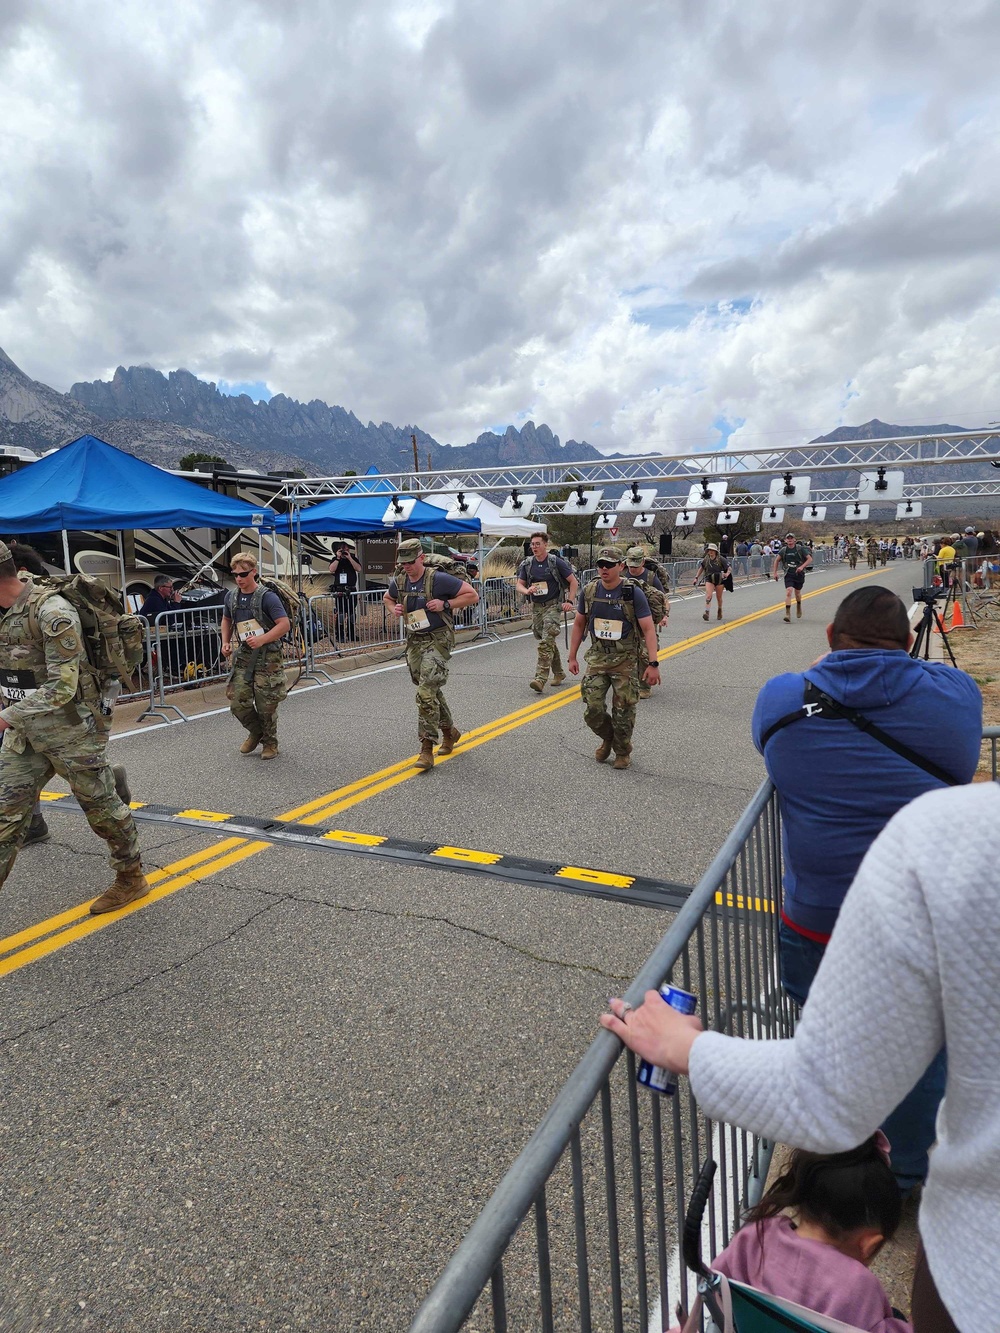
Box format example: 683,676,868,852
514,532,578,692
567,547,660,770
624,545,669,699
0,540,149,915
384,539,479,771
221,554,291,760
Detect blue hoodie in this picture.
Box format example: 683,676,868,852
752,651,982,936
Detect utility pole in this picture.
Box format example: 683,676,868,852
411,433,419,489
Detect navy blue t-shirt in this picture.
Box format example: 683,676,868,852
577,580,650,647
388,570,464,633
519,554,574,602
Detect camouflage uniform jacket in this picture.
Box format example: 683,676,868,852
0,582,97,752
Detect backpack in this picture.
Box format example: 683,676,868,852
517,551,571,599
626,567,667,621
27,575,145,695
225,576,302,642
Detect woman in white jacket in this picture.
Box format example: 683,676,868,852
602,782,1000,1333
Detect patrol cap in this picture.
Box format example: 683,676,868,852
596,546,624,563
0,539,10,565
396,538,423,562
625,545,647,562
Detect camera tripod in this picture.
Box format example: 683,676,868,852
910,582,958,667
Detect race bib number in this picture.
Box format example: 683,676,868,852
0,667,38,703
338,573,348,585
237,617,265,641
405,608,431,631
530,581,549,597
593,617,623,641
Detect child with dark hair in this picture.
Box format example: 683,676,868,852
710,1133,910,1331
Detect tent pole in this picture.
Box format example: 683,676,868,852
117,529,127,595
61,529,72,575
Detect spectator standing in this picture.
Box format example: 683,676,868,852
328,542,362,641
718,531,733,558
602,781,1000,1333
751,585,982,1191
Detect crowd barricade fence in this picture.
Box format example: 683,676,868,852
410,779,792,1333
985,727,1000,780
306,589,406,663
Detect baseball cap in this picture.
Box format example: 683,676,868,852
596,546,624,563
784,532,796,539
396,538,423,562
965,526,975,533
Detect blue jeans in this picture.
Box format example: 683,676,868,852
779,920,946,1191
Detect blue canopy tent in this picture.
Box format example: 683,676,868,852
0,434,276,582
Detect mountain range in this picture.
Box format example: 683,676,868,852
0,346,985,505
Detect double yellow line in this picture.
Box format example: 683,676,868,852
3,567,881,976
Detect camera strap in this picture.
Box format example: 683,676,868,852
759,679,962,786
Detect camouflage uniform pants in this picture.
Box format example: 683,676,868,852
530,600,564,681
228,646,288,745
406,628,454,741
581,647,640,752
0,722,141,889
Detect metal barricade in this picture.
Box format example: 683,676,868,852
480,577,530,627
410,780,791,1332
307,590,405,660
984,727,1000,780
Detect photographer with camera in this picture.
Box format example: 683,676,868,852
751,585,982,1195
329,540,362,642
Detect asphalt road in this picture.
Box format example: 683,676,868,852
0,559,924,1330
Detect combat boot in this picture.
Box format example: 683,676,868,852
23,813,50,846
260,742,278,760
529,677,545,693
90,867,151,916
415,739,435,771
595,725,614,764
438,726,461,755
612,744,632,771
240,733,261,754
112,765,131,806
551,672,566,685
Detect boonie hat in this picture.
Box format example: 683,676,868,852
625,545,647,562
596,546,624,563
706,541,719,551
396,538,423,562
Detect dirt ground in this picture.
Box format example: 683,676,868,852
761,614,999,1319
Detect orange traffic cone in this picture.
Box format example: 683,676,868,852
950,597,973,630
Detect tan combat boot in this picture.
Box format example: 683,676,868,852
529,677,545,693
90,867,151,916
551,672,566,685
240,733,261,754
438,726,461,755
612,744,633,771
415,739,435,771
595,725,614,763
260,742,278,760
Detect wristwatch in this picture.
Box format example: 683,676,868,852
443,599,452,613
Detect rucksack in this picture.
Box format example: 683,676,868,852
27,575,145,695
625,566,667,621
517,551,571,600
225,576,302,642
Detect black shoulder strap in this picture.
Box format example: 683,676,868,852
759,680,961,786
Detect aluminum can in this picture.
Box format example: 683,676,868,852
636,983,698,1096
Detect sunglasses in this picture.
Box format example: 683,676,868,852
596,560,620,570
232,569,254,578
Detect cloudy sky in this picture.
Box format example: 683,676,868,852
2,0,1000,454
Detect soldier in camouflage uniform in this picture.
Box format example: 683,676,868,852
0,540,149,915
384,538,480,771
514,532,578,692
625,546,670,700
567,547,661,771
221,553,291,760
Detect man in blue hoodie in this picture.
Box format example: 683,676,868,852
752,584,982,1191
